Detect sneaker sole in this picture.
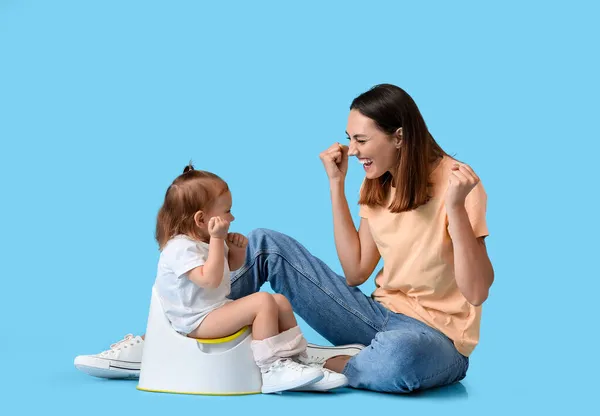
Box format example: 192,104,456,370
306,343,365,358
75,364,140,379
261,370,324,394
74,356,140,379
291,376,349,392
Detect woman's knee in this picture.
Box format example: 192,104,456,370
348,331,454,393
247,228,278,244
247,228,297,251
372,332,425,391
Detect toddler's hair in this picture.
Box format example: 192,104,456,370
155,162,229,249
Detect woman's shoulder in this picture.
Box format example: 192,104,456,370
437,154,458,171
434,155,482,179
437,155,487,198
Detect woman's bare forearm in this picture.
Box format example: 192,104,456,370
330,180,365,285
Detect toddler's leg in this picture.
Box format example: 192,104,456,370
248,294,308,364
187,292,278,340
271,293,349,392
188,292,322,393
272,294,298,332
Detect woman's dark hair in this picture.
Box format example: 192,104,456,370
352,84,447,212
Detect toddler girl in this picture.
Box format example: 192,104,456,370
153,164,325,393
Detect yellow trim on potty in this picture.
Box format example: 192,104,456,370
195,326,250,344
137,386,260,395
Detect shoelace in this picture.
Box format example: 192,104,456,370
100,334,140,356
264,358,304,374
299,353,326,366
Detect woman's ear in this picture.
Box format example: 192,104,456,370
394,128,403,149
194,211,205,228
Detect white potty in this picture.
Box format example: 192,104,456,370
137,287,262,395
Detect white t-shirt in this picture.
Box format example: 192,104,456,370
154,234,232,334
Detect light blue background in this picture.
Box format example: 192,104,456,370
1,0,598,414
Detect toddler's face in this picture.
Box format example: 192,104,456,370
207,191,234,224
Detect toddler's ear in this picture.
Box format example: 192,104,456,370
193,211,205,228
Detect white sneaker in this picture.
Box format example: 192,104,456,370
288,343,365,392
290,367,348,392
304,342,365,366
74,334,144,379
260,358,324,394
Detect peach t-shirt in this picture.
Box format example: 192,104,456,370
359,156,489,357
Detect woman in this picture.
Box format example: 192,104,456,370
75,84,493,393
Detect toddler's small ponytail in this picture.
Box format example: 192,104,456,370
183,161,195,174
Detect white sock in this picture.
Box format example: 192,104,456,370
250,326,307,369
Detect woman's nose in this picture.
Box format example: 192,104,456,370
348,142,358,156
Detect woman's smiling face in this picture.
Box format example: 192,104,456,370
346,109,401,180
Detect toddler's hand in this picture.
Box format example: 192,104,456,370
226,232,248,249
208,217,230,239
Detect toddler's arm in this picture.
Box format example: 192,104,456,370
187,237,226,289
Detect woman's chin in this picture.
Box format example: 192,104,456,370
364,168,380,179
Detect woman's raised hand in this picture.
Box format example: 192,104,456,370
319,142,349,182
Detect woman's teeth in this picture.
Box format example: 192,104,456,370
360,159,373,167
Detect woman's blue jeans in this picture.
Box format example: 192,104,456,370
230,228,469,393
